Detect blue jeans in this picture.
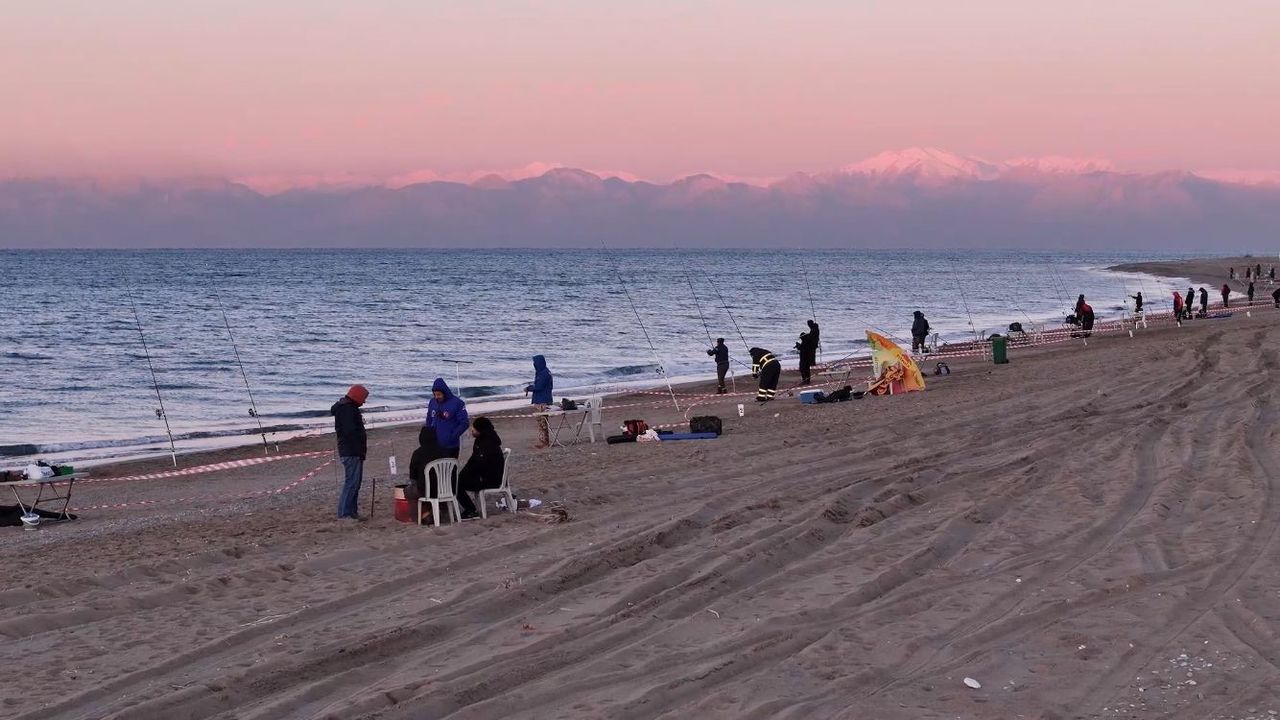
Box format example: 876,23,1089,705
338,456,364,518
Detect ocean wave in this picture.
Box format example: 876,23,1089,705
3,351,53,361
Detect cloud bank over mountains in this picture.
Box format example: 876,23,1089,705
3,148,1279,250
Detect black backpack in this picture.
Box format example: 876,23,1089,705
689,416,722,435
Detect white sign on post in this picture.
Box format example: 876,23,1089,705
388,456,398,475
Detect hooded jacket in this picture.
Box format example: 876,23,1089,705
912,312,930,338
463,417,506,484
330,395,367,459
526,355,553,405
426,377,469,450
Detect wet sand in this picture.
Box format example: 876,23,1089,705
3,256,1280,719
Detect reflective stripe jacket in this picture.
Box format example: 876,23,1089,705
749,347,777,378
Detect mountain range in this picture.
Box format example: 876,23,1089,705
3,148,1279,250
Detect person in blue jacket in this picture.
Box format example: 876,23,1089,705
425,377,469,459
525,355,553,448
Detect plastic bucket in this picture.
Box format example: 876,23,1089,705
20,513,41,529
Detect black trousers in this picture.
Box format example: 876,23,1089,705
799,354,814,384
756,362,780,401
457,464,502,515
716,362,729,391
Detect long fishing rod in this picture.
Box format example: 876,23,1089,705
685,274,738,392
949,258,981,343
127,288,178,467
214,291,271,455
802,267,822,364
703,270,752,357
600,243,681,414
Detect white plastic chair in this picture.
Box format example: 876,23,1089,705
478,448,515,519
586,396,604,443
418,458,461,527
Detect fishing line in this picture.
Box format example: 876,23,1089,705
127,287,178,467
704,270,753,358
949,257,981,343
600,242,681,414
802,266,822,363
686,274,738,392
214,290,272,455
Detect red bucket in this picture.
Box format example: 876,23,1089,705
393,485,414,523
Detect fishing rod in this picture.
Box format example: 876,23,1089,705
949,257,981,343
703,270,753,357
802,266,822,364
127,287,178,467
686,274,737,392
600,242,681,414
214,290,272,455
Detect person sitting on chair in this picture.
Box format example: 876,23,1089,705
407,428,449,504
457,417,506,519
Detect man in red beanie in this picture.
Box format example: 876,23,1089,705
331,384,369,519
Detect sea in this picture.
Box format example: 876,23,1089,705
0,249,1195,466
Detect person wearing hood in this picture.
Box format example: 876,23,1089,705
456,416,506,519
330,384,369,520
525,355,553,448
1077,300,1095,337
1199,287,1209,316
706,338,730,394
911,311,931,354
425,377,469,459
750,347,780,402
1221,283,1231,308
794,320,820,385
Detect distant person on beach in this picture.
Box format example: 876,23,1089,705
1273,288,1280,308
1078,301,1095,337
1257,263,1263,278
1075,294,1086,318
1248,281,1256,305
1130,292,1143,313
1246,268,1251,280
911,311,931,353
456,417,506,519
706,338,730,394
1199,287,1209,316
1173,291,1184,321
525,355,554,448
795,320,819,385
330,384,369,520
749,347,780,402
425,377,469,459
1222,284,1231,308
1230,267,1235,280
1187,287,1195,317
1271,267,1276,282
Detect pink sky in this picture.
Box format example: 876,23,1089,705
3,0,1278,182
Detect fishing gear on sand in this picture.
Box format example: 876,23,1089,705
127,287,178,467
214,290,272,456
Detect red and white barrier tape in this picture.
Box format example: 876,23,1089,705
86,451,331,484
72,457,334,511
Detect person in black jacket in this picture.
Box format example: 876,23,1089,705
794,320,820,385
706,338,730,394
407,426,449,503
911,311,931,354
1248,281,1255,305
1199,287,1209,316
750,347,780,402
1130,292,1143,314
330,384,369,520
456,417,506,519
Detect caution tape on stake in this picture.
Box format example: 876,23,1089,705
86,451,332,484
72,458,334,511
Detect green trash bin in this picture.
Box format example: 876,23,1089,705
991,334,1009,364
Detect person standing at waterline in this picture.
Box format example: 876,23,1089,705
331,384,369,520
525,355,553,449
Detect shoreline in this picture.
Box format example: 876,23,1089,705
6,261,1192,471
6,255,1280,718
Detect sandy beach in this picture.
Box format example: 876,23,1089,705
4,256,1280,719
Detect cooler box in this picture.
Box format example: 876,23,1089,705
799,390,822,404
393,485,414,523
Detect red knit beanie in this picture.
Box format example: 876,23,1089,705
347,384,369,405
